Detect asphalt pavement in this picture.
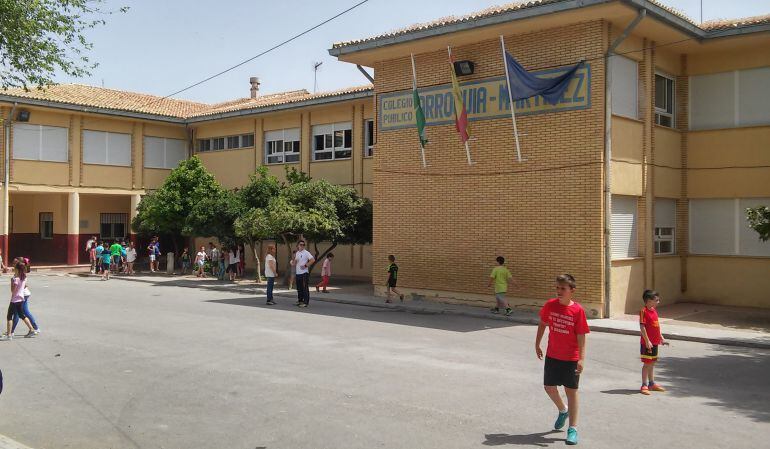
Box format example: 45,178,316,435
0,274,768,449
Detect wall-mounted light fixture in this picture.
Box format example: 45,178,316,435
453,60,475,76
16,109,30,122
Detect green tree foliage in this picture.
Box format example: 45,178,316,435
188,189,240,245
0,0,128,89
132,157,222,252
747,206,770,242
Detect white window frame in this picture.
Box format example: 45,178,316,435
654,198,676,255
655,72,675,128
197,134,254,153
364,119,375,158
12,123,69,162
313,122,352,161
264,128,300,165
611,195,639,259
144,136,187,169
82,130,131,166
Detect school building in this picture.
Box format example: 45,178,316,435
0,83,374,279
329,0,770,316
1,0,768,316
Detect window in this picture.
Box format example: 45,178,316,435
611,195,638,259
39,212,53,239
197,139,211,152
83,130,131,166
313,122,352,161
654,198,676,255
690,67,770,130
197,134,254,152
100,213,127,240
364,119,375,157
12,123,68,162
144,137,187,169
610,55,638,119
654,73,674,128
265,128,300,164
690,198,770,256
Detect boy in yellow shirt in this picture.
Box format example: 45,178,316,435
487,256,518,316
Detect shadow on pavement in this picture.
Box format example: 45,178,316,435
657,346,770,423
599,389,639,395
483,430,562,446
204,296,520,333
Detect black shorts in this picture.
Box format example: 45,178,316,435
641,344,659,364
226,263,237,273
544,356,580,389
387,278,397,288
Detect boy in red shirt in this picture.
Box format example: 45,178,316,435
640,289,669,395
535,274,589,446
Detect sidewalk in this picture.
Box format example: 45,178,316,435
0,434,33,449
64,272,770,350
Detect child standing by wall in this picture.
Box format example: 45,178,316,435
639,289,669,395
535,274,590,446
315,253,334,293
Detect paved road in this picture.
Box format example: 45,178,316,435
1,275,768,449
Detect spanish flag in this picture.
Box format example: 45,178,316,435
448,47,470,143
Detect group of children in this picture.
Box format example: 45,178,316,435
488,257,669,445
87,237,138,280
1,258,40,341
179,243,246,280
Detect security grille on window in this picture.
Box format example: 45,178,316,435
83,130,131,166
100,213,127,240
39,212,53,240
144,137,187,169
265,129,300,164
654,198,676,255
197,134,254,153
12,123,69,162
364,119,375,157
654,74,675,128
313,122,352,161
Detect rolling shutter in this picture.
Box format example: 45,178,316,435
611,195,638,259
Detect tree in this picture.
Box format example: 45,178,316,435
188,188,240,245
233,167,282,281
132,157,222,254
747,206,770,242
1,1,128,89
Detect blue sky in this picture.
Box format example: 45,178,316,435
57,0,769,104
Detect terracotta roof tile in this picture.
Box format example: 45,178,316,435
0,83,209,118
701,13,770,31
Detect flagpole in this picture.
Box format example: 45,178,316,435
499,35,523,163
448,46,473,165
410,53,427,168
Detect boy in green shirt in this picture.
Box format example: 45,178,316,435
488,256,518,316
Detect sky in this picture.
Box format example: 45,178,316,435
55,0,769,104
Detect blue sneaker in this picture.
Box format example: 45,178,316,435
554,410,569,430
566,427,578,445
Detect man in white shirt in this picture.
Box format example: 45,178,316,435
264,245,277,305
291,240,315,308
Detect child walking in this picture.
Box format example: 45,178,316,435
639,289,669,395
385,255,404,303
11,259,38,336
488,256,517,316
180,248,191,275
315,253,334,293
101,248,113,280
194,246,207,278
535,274,590,446
1,262,36,340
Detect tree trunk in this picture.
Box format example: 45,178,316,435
282,234,293,287
251,239,262,284
309,241,337,273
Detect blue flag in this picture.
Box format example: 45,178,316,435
504,52,583,106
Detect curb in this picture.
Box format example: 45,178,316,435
273,291,770,350
0,434,33,449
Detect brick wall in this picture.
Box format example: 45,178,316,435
372,20,607,315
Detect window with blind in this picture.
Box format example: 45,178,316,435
100,213,127,240
654,198,676,255
83,130,131,166
144,136,187,169
39,212,53,239
364,119,375,157
690,67,770,130
264,128,300,164
611,195,638,259
12,123,69,162
610,55,638,119
690,198,770,256
313,122,352,161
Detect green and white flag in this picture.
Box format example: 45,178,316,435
410,53,427,167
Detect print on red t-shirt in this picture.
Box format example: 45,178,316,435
639,307,662,345
539,298,591,361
